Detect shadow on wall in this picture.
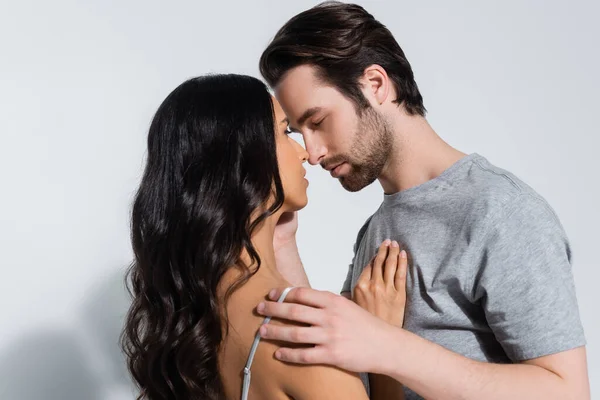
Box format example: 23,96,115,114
0,331,102,400
0,270,137,400
80,271,136,391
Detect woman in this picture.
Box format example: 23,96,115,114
121,74,407,399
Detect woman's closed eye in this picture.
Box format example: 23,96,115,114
285,124,302,135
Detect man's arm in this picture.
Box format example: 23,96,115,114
257,288,591,400
382,327,590,400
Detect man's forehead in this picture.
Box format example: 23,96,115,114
275,67,325,102
276,86,331,122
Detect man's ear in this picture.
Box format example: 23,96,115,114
361,64,390,105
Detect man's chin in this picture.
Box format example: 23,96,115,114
338,174,375,193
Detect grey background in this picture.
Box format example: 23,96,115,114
0,0,597,398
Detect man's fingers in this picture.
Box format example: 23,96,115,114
384,241,400,286
267,287,334,309
274,346,330,365
395,249,408,291
259,324,326,345
372,240,391,283
257,301,323,325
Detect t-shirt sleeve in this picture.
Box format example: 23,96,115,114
341,236,362,294
341,268,353,294
474,194,586,361
341,216,373,294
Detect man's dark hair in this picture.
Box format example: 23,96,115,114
260,1,426,116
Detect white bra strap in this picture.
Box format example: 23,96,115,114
241,287,295,400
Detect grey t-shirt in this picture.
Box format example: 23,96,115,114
342,153,586,400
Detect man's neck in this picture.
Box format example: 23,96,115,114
378,113,466,194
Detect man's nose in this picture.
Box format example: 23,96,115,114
304,136,326,166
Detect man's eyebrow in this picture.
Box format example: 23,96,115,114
297,107,322,126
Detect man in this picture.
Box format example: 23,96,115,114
258,2,590,399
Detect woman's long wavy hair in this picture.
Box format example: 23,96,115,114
121,74,285,400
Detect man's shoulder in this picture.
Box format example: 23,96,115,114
465,155,565,241
466,155,548,215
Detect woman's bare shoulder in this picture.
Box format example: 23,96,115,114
253,318,370,400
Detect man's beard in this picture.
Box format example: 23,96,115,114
326,107,393,192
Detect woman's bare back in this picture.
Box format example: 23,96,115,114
218,271,293,400
216,269,369,400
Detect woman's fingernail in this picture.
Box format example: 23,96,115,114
275,350,282,359
383,239,391,246
257,303,265,313
269,289,277,299
392,241,399,247
260,325,268,336
400,250,407,258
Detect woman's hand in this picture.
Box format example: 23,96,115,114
354,240,408,400
272,211,310,287
273,211,298,252
353,240,408,328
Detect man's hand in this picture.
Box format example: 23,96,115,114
257,287,395,373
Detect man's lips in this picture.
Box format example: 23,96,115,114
323,160,342,171
328,162,346,178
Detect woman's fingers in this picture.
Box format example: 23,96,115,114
357,262,373,284
395,249,408,291
372,239,391,284
384,241,400,287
